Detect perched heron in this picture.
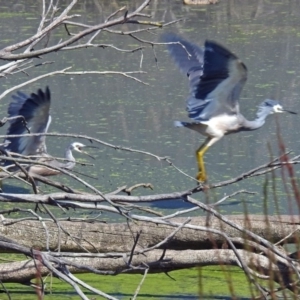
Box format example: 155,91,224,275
3,87,94,176
164,34,296,182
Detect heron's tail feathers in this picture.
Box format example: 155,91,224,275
174,121,190,127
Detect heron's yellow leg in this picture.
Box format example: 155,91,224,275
195,138,211,182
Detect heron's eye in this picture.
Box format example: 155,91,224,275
78,147,81,151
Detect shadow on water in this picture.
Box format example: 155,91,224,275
150,198,254,210
150,198,195,210
2,184,30,194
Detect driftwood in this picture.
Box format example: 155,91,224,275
0,249,289,282
1,214,300,290
1,215,299,253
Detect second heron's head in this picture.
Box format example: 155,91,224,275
69,142,97,159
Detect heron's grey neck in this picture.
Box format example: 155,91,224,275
63,147,76,170
47,147,76,170
239,112,269,131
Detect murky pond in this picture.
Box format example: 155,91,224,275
1,0,300,299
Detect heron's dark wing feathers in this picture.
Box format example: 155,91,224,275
5,87,51,156
194,40,247,120
195,41,236,100
163,33,204,74
165,34,247,121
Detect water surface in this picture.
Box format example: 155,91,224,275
1,1,300,299
1,1,300,217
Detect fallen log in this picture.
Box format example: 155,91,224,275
1,215,299,253
0,248,291,284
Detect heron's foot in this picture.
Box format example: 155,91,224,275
196,171,206,183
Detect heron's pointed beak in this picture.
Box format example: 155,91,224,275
283,109,297,115
81,151,95,159
80,145,99,160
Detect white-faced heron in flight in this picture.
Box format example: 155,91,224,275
3,87,95,176
164,33,296,182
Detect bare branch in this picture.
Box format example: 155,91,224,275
0,0,153,61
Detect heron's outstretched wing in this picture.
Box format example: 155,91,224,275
163,33,204,74
195,40,248,120
164,34,247,121
5,87,51,156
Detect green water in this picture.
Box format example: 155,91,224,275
1,0,300,299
